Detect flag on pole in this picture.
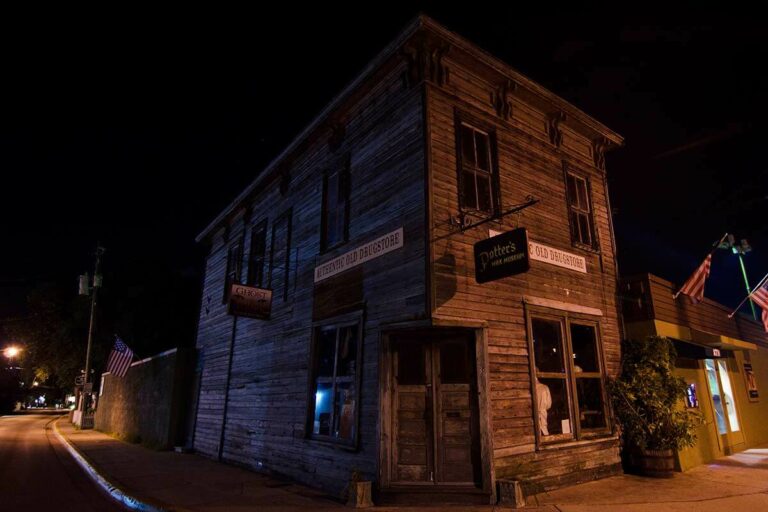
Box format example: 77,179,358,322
748,280,768,333
674,254,713,304
106,337,134,377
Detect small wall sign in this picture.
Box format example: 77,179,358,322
528,241,587,274
474,228,530,284
744,362,759,402
228,284,272,319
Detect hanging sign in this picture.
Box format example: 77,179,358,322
528,241,587,274
228,284,272,319
474,228,530,284
314,227,404,283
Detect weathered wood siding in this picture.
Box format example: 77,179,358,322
193,57,427,494
426,50,622,490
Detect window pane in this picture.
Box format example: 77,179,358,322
576,377,606,429
532,319,565,373
536,378,571,436
475,131,490,171
316,328,337,377
577,213,591,245
570,324,598,373
716,359,740,432
334,380,356,440
476,174,492,213
313,381,333,436
461,125,476,167
325,172,340,247
440,342,470,384
705,359,728,435
248,225,267,287
569,211,580,242
567,175,578,207
462,170,478,210
576,178,589,211
337,325,358,377
398,344,425,385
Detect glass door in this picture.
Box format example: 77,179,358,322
704,358,745,451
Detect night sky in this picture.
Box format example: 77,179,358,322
2,5,766,353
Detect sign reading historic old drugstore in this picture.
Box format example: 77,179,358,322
314,227,404,283
228,284,272,319
474,228,530,284
528,241,587,274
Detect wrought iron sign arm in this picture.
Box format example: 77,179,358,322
433,195,540,242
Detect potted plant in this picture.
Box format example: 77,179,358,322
609,336,702,477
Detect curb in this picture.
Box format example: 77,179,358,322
52,416,172,512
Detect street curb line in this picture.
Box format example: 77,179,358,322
52,416,170,512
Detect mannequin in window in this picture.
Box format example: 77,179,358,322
535,377,552,436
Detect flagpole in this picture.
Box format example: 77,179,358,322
729,271,768,318
673,233,729,299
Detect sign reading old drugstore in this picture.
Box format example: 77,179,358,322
228,284,272,319
474,228,530,284
528,241,587,274
314,227,404,283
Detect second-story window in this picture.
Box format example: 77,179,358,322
321,159,350,252
565,172,596,248
223,238,243,303
247,220,267,287
457,122,496,214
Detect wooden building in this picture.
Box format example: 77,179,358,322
622,273,768,469
191,16,624,504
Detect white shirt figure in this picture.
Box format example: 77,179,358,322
536,379,552,436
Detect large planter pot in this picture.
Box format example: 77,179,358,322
635,448,675,478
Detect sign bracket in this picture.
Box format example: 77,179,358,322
433,195,539,242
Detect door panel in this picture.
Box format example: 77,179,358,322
435,340,479,484
394,343,432,483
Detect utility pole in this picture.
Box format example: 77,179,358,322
76,244,105,427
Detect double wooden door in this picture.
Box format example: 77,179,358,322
392,336,481,486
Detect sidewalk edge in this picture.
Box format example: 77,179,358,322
52,416,177,512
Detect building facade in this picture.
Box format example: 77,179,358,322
192,16,624,503
622,273,768,470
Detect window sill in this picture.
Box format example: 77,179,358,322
307,435,359,452
570,241,601,255
537,432,617,452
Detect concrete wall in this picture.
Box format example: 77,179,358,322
95,347,195,449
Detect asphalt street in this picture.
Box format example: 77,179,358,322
0,411,124,511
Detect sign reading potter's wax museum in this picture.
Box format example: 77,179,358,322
474,228,530,284
314,227,404,283
228,284,272,319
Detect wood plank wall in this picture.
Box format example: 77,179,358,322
623,273,768,346
193,57,427,495
426,51,623,490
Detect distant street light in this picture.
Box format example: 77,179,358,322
3,346,21,367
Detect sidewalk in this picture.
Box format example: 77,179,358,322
56,417,768,511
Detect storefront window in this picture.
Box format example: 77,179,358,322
309,320,362,444
529,311,609,443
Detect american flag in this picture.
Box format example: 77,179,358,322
749,281,768,333
674,254,712,304
106,337,134,378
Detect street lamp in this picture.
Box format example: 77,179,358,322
719,235,756,320
3,346,21,368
